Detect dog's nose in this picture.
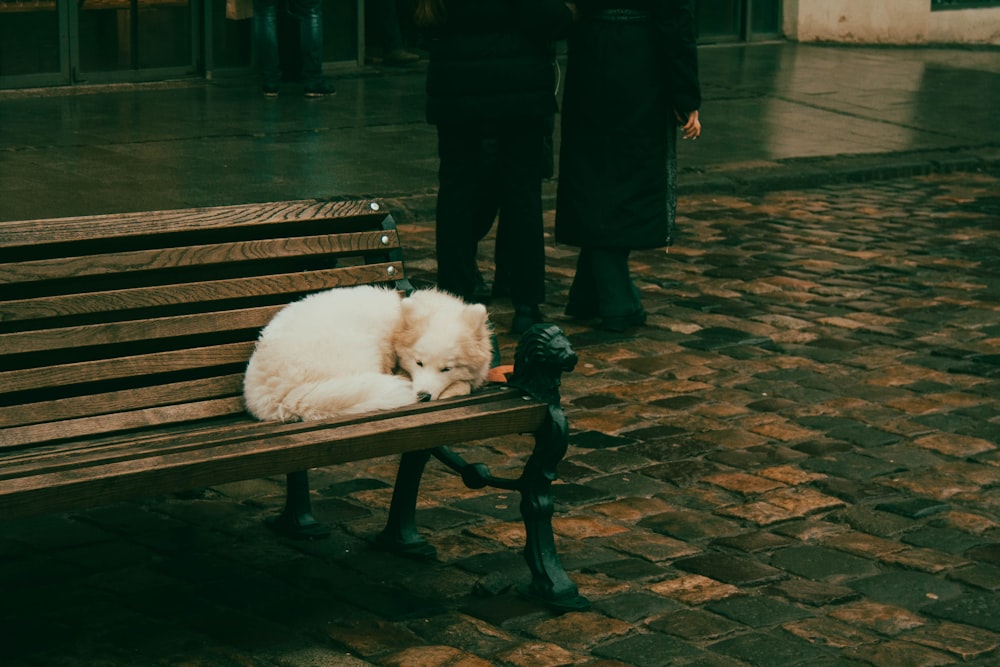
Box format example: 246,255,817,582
417,392,432,402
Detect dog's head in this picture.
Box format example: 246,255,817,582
394,289,493,401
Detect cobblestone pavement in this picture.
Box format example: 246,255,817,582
2,171,998,667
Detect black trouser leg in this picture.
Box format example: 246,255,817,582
291,0,324,85
495,122,546,308
582,246,641,318
253,0,281,86
435,125,500,301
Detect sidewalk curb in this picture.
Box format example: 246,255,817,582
388,145,1000,222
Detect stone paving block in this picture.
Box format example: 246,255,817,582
716,500,805,526
592,632,702,666
567,448,656,475
827,600,925,635
530,611,632,649
760,486,846,516
913,432,997,458
674,552,787,587
818,530,908,560
782,617,880,649
708,443,809,468
848,571,965,611
827,506,918,537
905,621,1000,662
876,498,951,520
769,545,879,582
712,530,794,553
708,630,838,666
604,531,701,562
766,578,861,606
799,451,905,480
947,563,1000,592
584,557,673,582
593,591,684,623
847,640,958,666
706,594,813,628
380,645,493,667
923,590,1000,632
491,641,580,667
269,646,376,666
881,546,967,574
589,496,673,522
649,574,741,605
406,612,515,656
703,471,788,495
646,608,743,640
637,508,745,541
585,472,675,498
459,593,551,628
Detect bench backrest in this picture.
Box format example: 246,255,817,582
0,199,409,451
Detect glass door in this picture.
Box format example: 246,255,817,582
0,0,69,86
697,0,782,43
74,0,197,82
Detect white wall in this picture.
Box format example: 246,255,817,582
783,0,1000,45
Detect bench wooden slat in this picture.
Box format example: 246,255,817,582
0,397,548,520
0,375,245,430
0,392,534,474
0,398,246,451
0,308,279,356
0,231,400,285
0,199,387,248
2,264,401,323
0,342,254,395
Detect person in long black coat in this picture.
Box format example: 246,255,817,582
555,0,702,332
417,0,574,334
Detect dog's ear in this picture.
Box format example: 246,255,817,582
463,302,489,330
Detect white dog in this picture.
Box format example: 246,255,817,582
243,285,493,422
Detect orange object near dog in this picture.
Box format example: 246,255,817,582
488,365,514,383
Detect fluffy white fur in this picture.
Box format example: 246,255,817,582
244,285,493,422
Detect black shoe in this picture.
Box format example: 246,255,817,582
511,305,544,335
600,308,647,333
262,84,279,97
304,80,336,97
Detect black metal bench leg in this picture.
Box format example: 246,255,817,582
267,470,331,539
375,450,437,559
519,405,590,611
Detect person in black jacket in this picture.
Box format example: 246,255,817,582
416,0,575,334
555,0,702,332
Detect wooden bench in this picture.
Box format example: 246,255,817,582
0,199,590,612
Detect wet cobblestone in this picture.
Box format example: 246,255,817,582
2,171,999,665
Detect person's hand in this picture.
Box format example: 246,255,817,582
676,109,701,140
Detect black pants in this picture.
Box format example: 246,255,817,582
435,119,547,307
254,0,324,86
568,246,643,318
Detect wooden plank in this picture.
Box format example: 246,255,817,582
0,400,548,520
0,230,399,285
0,398,246,450
1,262,402,322
0,200,390,248
0,388,529,471
0,341,255,395
0,375,244,430
0,307,278,356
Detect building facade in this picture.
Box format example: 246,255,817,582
1,0,997,91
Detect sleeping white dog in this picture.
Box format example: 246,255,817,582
243,285,493,422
